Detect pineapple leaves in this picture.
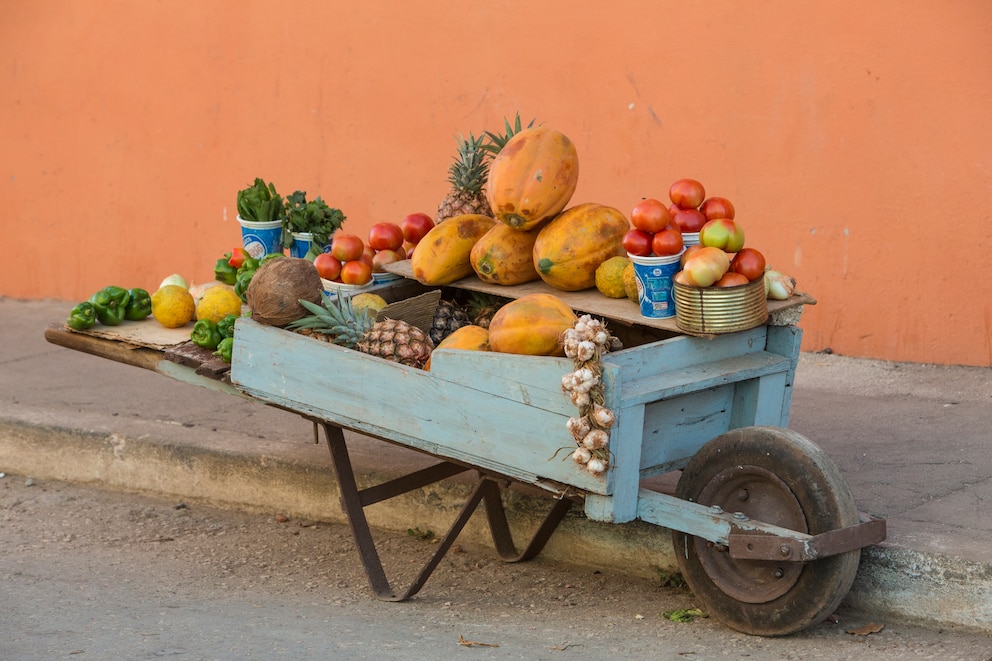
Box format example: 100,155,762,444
482,112,538,158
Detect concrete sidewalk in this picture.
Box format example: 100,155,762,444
2,297,991,632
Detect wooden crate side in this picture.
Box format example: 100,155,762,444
231,320,608,494
605,326,768,382
637,386,735,473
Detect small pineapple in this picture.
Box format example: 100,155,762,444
436,132,492,222
465,292,505,329
289,290,434,369
429,298,472,344
482,112,537,159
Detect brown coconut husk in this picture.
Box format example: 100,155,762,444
246,258,323,327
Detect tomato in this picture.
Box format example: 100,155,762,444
730,247,766,282
401,213,435,244
672,208,707,232
313,253,342,281
630,198,672,233
700,196,735,221
682,246,731,287
714,271,749,287
331,234,365,262
371,248,405,272
651,228,684,256
699,218,745,253
669,178,706,209
368,222,405,251
680,244,704,267
622,229,654,257
340,259,372,285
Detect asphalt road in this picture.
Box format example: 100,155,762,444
2,475,990,661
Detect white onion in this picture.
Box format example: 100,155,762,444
764,270,796,301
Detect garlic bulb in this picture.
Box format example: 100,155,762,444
573,447,593,465
582,429,609,450
570,391,591,407
591,405,616,429
586,457,607,476
567,416,592,441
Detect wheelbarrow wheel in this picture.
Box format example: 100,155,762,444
672,426,861,636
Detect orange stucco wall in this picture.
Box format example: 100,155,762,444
4,2,991,366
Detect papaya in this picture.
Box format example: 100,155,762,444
470,222,544,285
532,203,629,291
486,127,579,231
424,325,489,371
487,293,577,357
410,214,496,285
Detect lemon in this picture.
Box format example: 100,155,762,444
195,286,243,323
595,256,630,299
351,293,388,314
622,261,639,303
151,285,195,328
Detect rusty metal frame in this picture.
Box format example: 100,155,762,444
322,422,575,602
728,512,887,562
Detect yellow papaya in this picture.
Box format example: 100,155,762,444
486,127,580,231
532,203,629,291
424,325,489,371
487,293,577,357
410,214,496,285
469,222,544,285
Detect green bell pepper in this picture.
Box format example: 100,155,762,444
124,288,152,321
214,254,238,285
191,319,223,350
214,337,234,363
260,252,285,264
216,314,239,339
234,269,255,302
66,301,97,331
89,286,131,326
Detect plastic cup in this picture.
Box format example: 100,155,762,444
237,216,284,259
628,250,685,319
290,232,332,259
682,232,700,248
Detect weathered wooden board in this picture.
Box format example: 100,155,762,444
383,260,814,336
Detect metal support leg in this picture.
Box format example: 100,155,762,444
322,422,575,601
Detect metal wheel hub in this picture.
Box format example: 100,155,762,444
693,464,808,604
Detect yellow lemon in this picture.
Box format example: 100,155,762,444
595,256,630,299
195,285,243,323
622,261,639,303
151,285,195,328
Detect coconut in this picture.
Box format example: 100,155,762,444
245,258,323,327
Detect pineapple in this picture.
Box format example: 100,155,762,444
289,291,434,369
429,298,472,344
465,292,505,329
436,132,492,222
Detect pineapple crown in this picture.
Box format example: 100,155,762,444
482,112,538,158
447,132,490,194
287,289,376,348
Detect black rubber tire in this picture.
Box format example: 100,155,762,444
672,426,861,636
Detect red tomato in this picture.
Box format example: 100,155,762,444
371,248,405,272
651,228,684,256
730,247,767,282
331,234,365,262
700,196,736,221
672,208,707,232
313,253,342,281
714,271,750,287
340,260,372,285
368,222,405,251
401,213,435,244
630,199,672,233
622,229,654,257
669,178,706,209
